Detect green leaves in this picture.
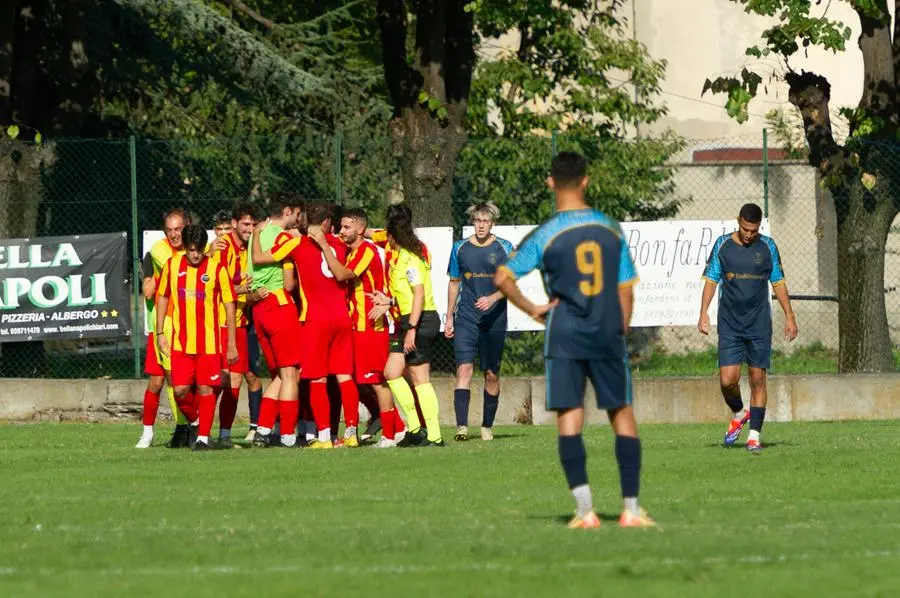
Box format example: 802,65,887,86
5,125,19,140
702,69,762,124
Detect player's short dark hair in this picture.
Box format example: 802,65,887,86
232,202,257,222
266,192,305,217
342,207,368,225
306,201,334,226
550,151,588,189
162,207,190,225
182,224,207,251
739,203,763,224
212,210,232,226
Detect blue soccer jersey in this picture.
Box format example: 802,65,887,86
448,237,514,329
501,209,638,360
702,233,785,339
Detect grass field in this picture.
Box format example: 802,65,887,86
2,421,900,597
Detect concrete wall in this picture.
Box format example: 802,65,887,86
3,376,899,425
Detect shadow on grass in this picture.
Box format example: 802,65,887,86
704,440,796,449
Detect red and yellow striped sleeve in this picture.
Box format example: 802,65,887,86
371,229,388,248
272,231,301,262
348,244,375,277
218,263,235,305
156,258,172,299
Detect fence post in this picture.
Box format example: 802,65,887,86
762,128,769,218
334,133,343,206
129,136,140,379
551,130,558,157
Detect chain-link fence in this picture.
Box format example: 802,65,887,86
1,131,898,379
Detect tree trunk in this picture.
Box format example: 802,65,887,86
0,0,16,122
834,182,898,372
391,106,466,226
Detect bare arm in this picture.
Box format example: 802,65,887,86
142,277,156,301
322,246,356,282
224,302,238,364
773,283,798,341
494,269,552,323
283,266,296,292
251,229,277,265
446,280,460,334
155,296,168,336
408,285,425,326
697,280,717,335
618,285,634,335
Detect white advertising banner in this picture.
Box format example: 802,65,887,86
462,219,769,330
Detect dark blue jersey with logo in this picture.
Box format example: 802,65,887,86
448,236,514,329
501,209,638,360
702,233,785,339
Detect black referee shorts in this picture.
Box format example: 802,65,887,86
390,311,440,366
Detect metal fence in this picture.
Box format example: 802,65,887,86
0,131,897,379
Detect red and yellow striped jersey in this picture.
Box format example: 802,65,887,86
346,240,386,332
216,232,249,327
157,254,235,355
370,229,431,321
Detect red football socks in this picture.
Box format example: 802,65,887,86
381,408,396,440
339,380,360,428
218,386,238,431
257,396,278,430
279,400,300,438
197,393,217,437
142,389,160,426
310,382,331,431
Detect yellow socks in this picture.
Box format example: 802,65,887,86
387,377,420,434
415,383,442,442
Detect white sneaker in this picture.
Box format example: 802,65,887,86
135,432,154,449
244,429,256,442
481,427,493,441
373,437,397,449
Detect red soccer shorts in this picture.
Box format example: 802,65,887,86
299,317,353,380
219,326,249,374
170,351,223,388
144,333,165,377
353,329,388,384
253,295,302,375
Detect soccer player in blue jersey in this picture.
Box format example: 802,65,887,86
494,151,655,529
698,203,798,453
445,201,514,442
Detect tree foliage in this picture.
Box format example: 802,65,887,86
456,0,682,226
702,0,899,373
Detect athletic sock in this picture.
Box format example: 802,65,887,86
387,377,420,434
257,396,278,431
219,428,231,440
615,435,641,507
558,435,589,516
393,407,406,433
305,421,316,441
310,382,331,433
723,390,744,415
414,383,442,442
749,406,766,433
454,389,470,427
247,387,262,427
318,428,332,443
339,380,360,429
175,393,198,423
142,424,153,435
279,400,300,445
197,393,217,437
218,386,238,433
142,389,160,426
482,389,499,428
167,385,188,425
381,408,396,440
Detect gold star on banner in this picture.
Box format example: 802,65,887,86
110,309,119,318
101,310,108,318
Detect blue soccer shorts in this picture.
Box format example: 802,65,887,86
545,356,632,411
718,335,771,370
453,322,506,374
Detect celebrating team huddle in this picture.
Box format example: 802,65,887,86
135,193,513,452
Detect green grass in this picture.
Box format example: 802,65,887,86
2,422,900,597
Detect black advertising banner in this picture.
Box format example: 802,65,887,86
0,233,130,342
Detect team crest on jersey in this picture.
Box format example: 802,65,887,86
200,273,211,283
753,252,763,265
725,272,735,280
464,272,473,279
488,253,497,264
